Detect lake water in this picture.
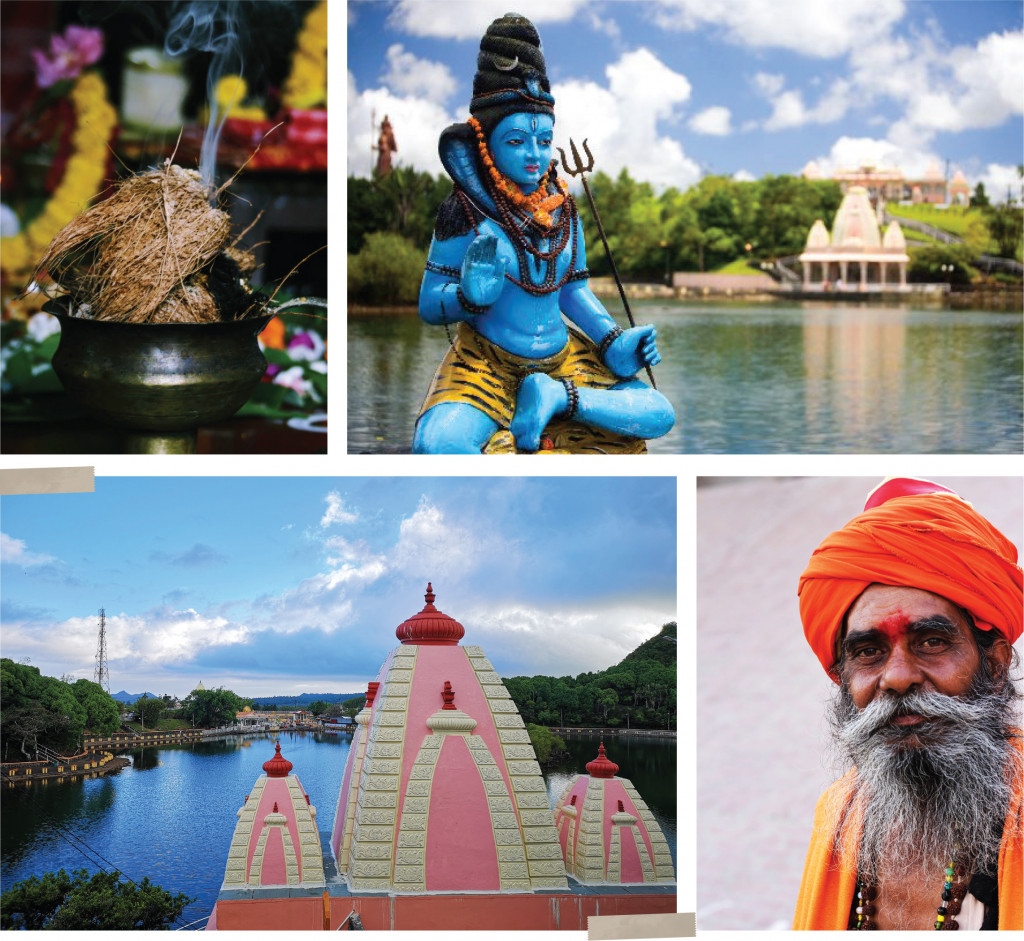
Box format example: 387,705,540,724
0,731,675,928
348,301,1023,453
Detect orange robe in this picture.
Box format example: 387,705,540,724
793,737,1023,929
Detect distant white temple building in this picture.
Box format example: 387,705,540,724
799,186,910,292
802,160,955,205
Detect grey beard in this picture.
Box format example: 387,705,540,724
826,678,1018,882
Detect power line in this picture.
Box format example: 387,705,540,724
48,824,198,929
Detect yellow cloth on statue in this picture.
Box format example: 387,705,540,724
418,321,646,454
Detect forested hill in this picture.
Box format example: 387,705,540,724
503,622,677,731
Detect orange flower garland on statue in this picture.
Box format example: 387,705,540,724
467,115,566,228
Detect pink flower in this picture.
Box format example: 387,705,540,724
32,25,104,89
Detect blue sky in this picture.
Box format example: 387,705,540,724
1,477,676,698
347,0,1023,197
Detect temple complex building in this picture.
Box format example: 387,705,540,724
802,159,952,205
208,585,676,930
798,186,909,292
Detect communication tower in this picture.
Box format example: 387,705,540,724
94,608,110,693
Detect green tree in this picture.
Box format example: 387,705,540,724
342,694,365,719
179,687,250,729
983,202,1024,259
525,723,566,764
133,695,164,728
1,868,193,931
970,182,990,209
907,243,977,284
71,679,120,736
347,231,426,305
306,699,330,717
1,658,87,756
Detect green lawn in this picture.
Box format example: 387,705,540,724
712,257,763,274
885,203,982,238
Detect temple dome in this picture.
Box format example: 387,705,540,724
553,742,675,886
882,220,906,250
395,583,465,645
804,219,830,251
802,160,821,180
222,741,324,890
333,587,567,894
922,159,943,180
830,186,881,250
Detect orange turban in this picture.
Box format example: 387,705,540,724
798,478,1023,679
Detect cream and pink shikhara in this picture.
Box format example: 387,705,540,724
221,584,673,895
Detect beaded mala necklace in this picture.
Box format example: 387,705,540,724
464,116,581,296
852,860,967,930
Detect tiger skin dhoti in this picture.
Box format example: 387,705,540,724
417,321,647,454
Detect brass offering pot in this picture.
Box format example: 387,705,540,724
48,302,273,432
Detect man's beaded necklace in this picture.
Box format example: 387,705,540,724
852,860,967,930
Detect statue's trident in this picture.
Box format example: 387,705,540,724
559,138,656,388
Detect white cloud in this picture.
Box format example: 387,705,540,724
321,491,358,527
753,72,785,97
689,106,732,136
758,79,852,131
554,49,699,191
1,532,55,567
387,0,587,39
733,169,755,182
977,163,1024,204
381,44,457,104
465,599,675,676
650,0,905,58
391,497,483,581
348,71,455,178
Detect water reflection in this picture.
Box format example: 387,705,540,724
348,303,1022,453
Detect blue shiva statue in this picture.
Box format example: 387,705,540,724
413,13,674,454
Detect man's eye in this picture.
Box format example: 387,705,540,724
852,646,881,660
919,636,949,649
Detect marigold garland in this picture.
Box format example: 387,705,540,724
1,71,117,279
282,0,327,110
467,115,566,228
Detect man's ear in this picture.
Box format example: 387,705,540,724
985,636,1013,689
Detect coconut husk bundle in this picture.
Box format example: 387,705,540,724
37,161,262,323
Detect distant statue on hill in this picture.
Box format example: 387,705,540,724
375,115,397,177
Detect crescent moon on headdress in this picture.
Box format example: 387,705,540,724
494,55,519,71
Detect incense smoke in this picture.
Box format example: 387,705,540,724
165,1,243,191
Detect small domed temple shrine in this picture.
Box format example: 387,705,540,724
554,743,675,886
207,586,676,930
798,186,909,292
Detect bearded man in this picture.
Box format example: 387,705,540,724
793,477,1022,930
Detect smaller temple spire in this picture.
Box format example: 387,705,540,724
585,741,619,778
263,739,294,778
441,680,457,710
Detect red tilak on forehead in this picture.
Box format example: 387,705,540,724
876,611,913,640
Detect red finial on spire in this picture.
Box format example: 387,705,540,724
585,741,619,778
441,680,457,710
273,802,279,813
618,800,625,812
395,583,465,645
365,681,380,708
263,739,294,778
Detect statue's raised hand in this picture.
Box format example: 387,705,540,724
604,325,662,379
460,234,507,309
